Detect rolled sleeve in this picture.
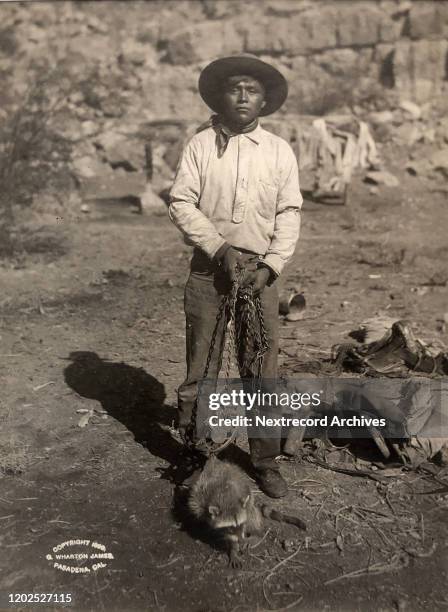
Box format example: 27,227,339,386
168,137,226,258
263,143,302,276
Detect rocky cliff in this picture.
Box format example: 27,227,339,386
1,1,447,208
2,1,447,117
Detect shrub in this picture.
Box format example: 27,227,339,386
0,72,73,252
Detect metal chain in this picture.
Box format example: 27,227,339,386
223,265,244,385
184,263,269,454
238,286,269,381
253,293,269,378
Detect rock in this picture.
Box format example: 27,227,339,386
140,64,205,120
368,110,394,124
152,144,177,183
245,8,337,55
5,0,448,133
80,172,147,201
157,1,206,42
68,91,85,105
379,12,403,43
24,23,47,44
300,9,338,51
135,22,159,47
72,156,110,179
437,117,448,143
26,3,58,27
408,125,425,146
392,123,412,144
394,40,448,102
119,39,156,66
163,140,184,173
101,98,125,118
86,15,109,34
430,148,448,177
81,120,100,137
245,18,290,54
422,128,436,144
94,132,145,172
401,125,436,146
266,0,313,16
337,6,381,47
52,111,83,142
399,100,422,120
315,48,360,78
394,1,412,15
202,0,242,19
66,33,116,62
365,171,400,187
392,123,426,147
405,159,432,176
408,3,445,40
140,184,166,214
167,20,244,65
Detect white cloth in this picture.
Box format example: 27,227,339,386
168,123,302,276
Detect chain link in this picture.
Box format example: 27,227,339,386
237,286,269,381
184,262,269,454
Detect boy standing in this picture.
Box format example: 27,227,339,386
169,55,302,498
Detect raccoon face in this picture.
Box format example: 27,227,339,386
208,495,250,530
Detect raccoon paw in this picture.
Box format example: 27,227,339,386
228,551,243,569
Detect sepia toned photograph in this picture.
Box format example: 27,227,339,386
0,1,447,610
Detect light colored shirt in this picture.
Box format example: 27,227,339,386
168,123,303,276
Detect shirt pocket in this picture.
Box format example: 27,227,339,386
257,180,278,220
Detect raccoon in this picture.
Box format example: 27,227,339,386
187,456,306,567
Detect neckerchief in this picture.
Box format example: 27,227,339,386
196,114,259,157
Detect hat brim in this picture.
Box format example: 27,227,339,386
198,55,288,117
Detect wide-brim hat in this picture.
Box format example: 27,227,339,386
198,54,288,117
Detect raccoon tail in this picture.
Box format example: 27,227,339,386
262,505,306,531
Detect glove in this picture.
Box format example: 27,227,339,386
214,243,244,282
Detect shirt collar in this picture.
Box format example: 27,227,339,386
196,116,264,157
243,123,263,145
220,121,262,145
216,123,262,159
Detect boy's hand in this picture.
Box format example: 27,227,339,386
215,243,244,282
251,267,271,294
242,267,271,295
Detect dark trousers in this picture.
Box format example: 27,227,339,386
178,249,281,470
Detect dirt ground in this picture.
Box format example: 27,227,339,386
1,162,448,612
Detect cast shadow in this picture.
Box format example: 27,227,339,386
63,351,183,479
62,351,262,559
172,487,228,555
